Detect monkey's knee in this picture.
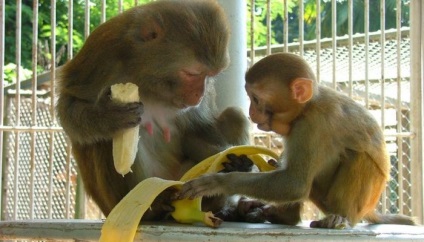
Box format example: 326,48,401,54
217,107,250,145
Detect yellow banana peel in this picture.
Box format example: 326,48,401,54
99,177,182,242
100,145,279,242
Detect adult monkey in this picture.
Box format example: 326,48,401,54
179,53,417,228
56,0,251,220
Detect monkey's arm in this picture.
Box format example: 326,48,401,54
179,167,310,203
57,90,143,144
179,118,328,202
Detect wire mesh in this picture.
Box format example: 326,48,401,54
0,0,419,224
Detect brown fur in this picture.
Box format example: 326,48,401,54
180,53,417,228
56,0,251,219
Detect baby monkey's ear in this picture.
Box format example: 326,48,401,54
290,78,313,103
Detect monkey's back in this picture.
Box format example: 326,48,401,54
298,86,390,178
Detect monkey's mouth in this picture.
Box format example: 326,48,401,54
256,123,271,132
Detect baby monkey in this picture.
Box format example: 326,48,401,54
179,53,417,228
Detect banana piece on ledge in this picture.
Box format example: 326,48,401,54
100,145,279,242
110,82,140,176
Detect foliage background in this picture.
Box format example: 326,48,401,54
3,0,410,84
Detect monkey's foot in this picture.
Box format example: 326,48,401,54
310,214,350,229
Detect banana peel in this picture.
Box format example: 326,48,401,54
99,145,279,242
100,177,182,242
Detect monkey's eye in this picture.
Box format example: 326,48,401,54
252,96,259,105
183,70,202,77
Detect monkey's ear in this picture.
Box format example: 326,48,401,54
140,16,164,42
290,78,314,103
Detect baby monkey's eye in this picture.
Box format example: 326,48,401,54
184,71,201,77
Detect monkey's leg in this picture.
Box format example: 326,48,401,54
215,198,303,224
73,141,174,219
72,142,121,216
204,154,254,221
262,202,303,225
311,152,386,228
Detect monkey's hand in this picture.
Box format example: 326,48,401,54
99,87,144,133
142,187,178,221
221,154,254,173
179,173,231,199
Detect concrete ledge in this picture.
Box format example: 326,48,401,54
0,219,423,241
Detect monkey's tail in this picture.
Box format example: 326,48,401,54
364,211,417,225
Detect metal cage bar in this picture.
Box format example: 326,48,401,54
0,0,421,224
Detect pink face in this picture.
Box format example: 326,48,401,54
245,81,295,136
177,63,220,108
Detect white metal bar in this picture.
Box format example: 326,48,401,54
364,0,370,108
395,0,404,216
283,0,288,52
64,0,76,219
65,141,72,219
384,132,415,138
380,0,387,214
348,0,353,97
67,0,73,60
215,0,249,112
1,220,424,241
0,0,5,219
249,0,255,65
331,0,337,89
315,0,321,82
252,28,409,56
266,0,271,55
0,126,64,132
48,0,58,219
119,0,123,13
380,0,386,135
298,0,304,56
84,0,90,39
29,0,40,220
13,0,23,220
101,0,107,23
410,0,424,224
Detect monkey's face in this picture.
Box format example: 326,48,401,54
245,79,299,136
174,62,220,109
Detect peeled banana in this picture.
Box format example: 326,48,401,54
110,82,140,176
99,145,279,242
171,193,222,227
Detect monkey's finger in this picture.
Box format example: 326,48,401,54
237,197,266,214
178,181,207,199
310,214,349,229
222,154,253,172
161,204,175,213
244,207,267,223
268,159,279,168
